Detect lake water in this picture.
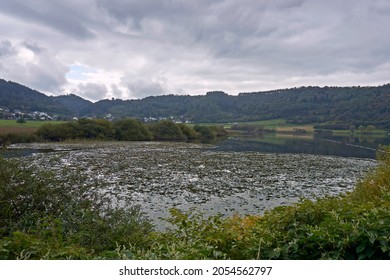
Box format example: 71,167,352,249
216,134,390,159
4,138,379,228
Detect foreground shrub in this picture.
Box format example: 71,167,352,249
0,156,153,259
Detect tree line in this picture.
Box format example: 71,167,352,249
80,86,390,129
36,118,228,143
2,78,389,129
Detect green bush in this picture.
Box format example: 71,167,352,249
193,125,217,143
114,119,152,141
37,119,115,141
35,118,228,143
0,156,153,259
177,124,198,140
148,120,186,141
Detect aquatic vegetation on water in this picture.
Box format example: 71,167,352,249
11,142,375,227
2,143,388,260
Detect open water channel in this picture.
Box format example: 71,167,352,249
4,135,382,228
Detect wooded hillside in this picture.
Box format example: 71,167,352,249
1,79,389,128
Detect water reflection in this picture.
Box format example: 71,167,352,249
0,148,54,158
215,134,390,159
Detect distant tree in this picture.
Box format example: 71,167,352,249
77,118,115,139
177,124,198,140
37,123,65,141
358,125,367,134
366,125,376,134
209,125,229,137
114,119,152,141
194,125,217,143
148,120,186,141
37,119,115,141
16,118,26,124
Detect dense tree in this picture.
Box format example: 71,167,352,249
77,119,114,140
114,119,152,141
37,119,114,141
177,124,198,140
148,120,186,141
194,125,217,143
36,118,224,143
52,94,92,115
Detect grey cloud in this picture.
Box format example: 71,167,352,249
111,84,125,99
76,83,108,101
274,0,305,10
1,0,390,100
0,0,95,40
0,40,68,93
19,57,68,94
0,39,15,57
23,41,44,54
96,0,205,24
27,64,68,93
124,78,166,99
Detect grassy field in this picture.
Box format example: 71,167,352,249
0,120,66,128
200,119,287,128
332,129,389,137
0,127,38,135
237,118,287,128
203,119,389,136
0,120,67,136
202,119,315,134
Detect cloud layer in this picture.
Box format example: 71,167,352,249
1,0,389,101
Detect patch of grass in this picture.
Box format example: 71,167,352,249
275,125,314,133
203,119,316,134
241,119,287,128
332,130,388,137
200,119,287,129
0,127,38,135
0,121,65,145
0,120,66,128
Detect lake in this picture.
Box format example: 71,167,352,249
216,133,390,159
4,137,379,228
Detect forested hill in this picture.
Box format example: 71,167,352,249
0,79,70,115
80,86,390,128
0,78,389,128
52,94,93,114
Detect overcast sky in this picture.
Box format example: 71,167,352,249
1,0,389,101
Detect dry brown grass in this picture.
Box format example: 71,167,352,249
0,127,37,136
276,125,315,133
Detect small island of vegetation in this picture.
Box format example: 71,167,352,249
0,118,228,147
